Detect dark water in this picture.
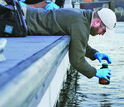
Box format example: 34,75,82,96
56,68,124,107
56,22,124,107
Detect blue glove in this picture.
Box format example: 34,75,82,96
20,0,25,2
95,68,111,81
45,1,59,10
19,2,27,7
94,52,112,64
19,0,27,7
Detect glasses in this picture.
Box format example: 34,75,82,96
99,21,106,35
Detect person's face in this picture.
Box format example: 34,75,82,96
90,18,106,36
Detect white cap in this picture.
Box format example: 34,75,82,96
97,8,117,37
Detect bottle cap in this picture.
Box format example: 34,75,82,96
102,63,108,66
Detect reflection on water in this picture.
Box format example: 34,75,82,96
56,22,124,107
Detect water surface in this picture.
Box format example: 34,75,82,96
56,22,124,107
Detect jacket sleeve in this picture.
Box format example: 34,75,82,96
68,21,97,78
85,44,98,60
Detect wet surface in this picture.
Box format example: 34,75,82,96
56,22,124,107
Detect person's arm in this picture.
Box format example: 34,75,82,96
26,1,48,8
68,21,97,78
20,0,59,9
85,45,98,60
25,0,45,4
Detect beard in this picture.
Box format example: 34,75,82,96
90,26,99,36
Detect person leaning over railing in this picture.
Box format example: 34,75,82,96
22,6,117,82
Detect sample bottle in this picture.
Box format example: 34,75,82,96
99,63,110,85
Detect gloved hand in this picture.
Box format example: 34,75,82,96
95,68,111,81
19,0,27,7
45,1,59,10
94,52,112,64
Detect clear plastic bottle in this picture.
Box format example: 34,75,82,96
99,63,110,85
